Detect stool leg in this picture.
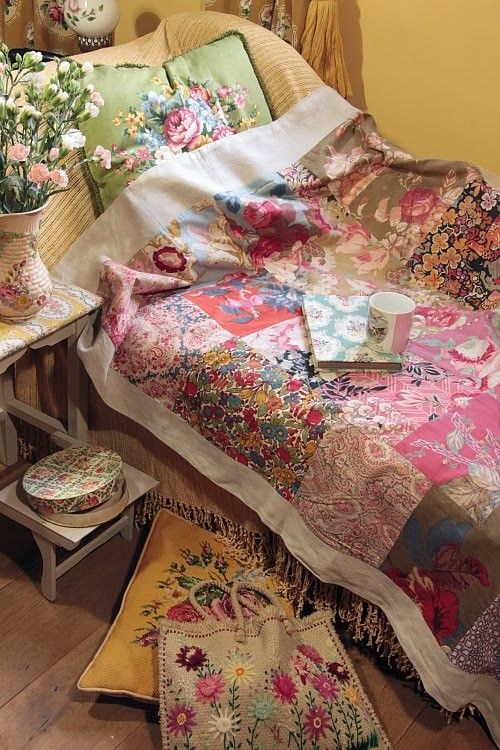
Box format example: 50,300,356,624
120,505,135,541
33,533,57,601
0,367,18,466
67,321,89,443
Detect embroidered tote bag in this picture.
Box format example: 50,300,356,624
158,581,390,749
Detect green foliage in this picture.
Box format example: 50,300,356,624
0,48,104,213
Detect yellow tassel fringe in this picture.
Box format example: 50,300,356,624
301,0,353,99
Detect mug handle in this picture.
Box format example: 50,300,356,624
410,314,426,340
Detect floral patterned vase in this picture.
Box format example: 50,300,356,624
63,0,120,50
0,206,52,322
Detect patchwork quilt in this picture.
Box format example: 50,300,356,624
56,87,500,743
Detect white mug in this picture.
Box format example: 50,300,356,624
366,292,423,354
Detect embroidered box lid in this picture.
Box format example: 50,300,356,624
22,445,123,515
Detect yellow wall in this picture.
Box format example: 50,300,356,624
115,0,204,46
340,0,500,173
114,1,498,173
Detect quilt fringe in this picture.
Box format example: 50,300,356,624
135,489,477,722
135,489,268,569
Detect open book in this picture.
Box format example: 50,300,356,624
302,294,402,373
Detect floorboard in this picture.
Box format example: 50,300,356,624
0,516,495,749
0,462,36,591
396,703,495,750
114,721,162,749
0,534,139,709
346,645,426,744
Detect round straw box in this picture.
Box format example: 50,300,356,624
22,445,123,516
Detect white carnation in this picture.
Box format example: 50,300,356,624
28,71,44,87
62,128,86,150
58,60,70,74
82,61,94,75
24,50,43,66
85,102,100,118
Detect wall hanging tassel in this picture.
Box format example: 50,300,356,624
301,0,353,98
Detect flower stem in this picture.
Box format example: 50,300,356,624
290,701,304,750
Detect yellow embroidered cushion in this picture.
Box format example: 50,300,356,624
78,510,293,701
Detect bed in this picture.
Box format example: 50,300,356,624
22,12,499,745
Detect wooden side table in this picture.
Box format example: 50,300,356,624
0,277,158,600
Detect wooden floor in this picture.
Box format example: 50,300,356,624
0,480,496,749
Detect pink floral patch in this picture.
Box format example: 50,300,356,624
395,393,499,487
399,187,441,225
185,272,301,336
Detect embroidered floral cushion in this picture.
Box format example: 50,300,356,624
78,510,293,700
163,33,273,131
407,178,499,309
159,597,390,749
80,64,244,212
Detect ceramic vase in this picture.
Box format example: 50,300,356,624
63,0,120,51
0,205,52,322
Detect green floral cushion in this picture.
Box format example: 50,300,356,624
80,65,167,212
163,33,273,131
80,65,245,212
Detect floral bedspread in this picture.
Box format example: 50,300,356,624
56,87,499,737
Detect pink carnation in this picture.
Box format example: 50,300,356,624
163,107,202,151
94,145,112,169
91,91,104,107
124,156,137,171
27,163,51,184
312,674,339,701
272,672,298,704
297,643,323,664
50,169,69,188
136,147,152,161
234,87,248,108
8,143,30,162
48,147,60,162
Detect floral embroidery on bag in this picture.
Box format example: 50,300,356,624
162,639,382,749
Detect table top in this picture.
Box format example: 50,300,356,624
0,277,101,360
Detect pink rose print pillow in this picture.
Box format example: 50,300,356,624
80,64,245,213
